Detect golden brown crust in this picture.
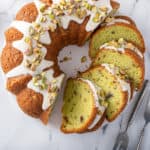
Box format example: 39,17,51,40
16,3,38,23
16,88,43,118
7,75,32,95
61,78,98,133
5,27,23,42
110,0,120,10
1,27,24,73
40,107,52,124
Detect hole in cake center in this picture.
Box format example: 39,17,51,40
57,42,92,78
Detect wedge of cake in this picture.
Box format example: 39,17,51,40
92,38,145,90
80,64,131,122
89,23,145,58
61,78,106,133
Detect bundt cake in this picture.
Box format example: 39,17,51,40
89,22,145,58
80,64,131,122
61,78,106,133
0,0,146,134
0,0,119,124
92,38,145,90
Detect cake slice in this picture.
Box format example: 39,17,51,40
80,65,131,121
89,23,145,58
92,39,145,90
61,78,106,133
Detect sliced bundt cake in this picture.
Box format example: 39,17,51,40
80,64,131,121
92,38,145,90
61,78,106,133
1,0,119,124
89,23,145,58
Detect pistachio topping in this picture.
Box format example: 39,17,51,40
81,56,87,63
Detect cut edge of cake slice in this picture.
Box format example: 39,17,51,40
61,78,106,133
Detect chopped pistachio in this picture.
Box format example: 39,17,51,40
109,41,118,48
24,37,31,44
92,12,101,23
48,13,55,20
81,56,87,63
49,25,55,32
33,48,41,54
105,17,114,23
92,6,97,12
40,16,47,22
100,6,108,12
100,100,108,107
50,92,57,98
60,0,66,6
33,33,40,41
40,4,46,13
52,79,57,84
37,43,43,48
118,38,125,44
24,59,31,68
98,90,106,98
76,9,87,19
126,43,134,49
60,56,72,63
29,26,35,36
33,23,40,29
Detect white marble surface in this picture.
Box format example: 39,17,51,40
0,0,150,150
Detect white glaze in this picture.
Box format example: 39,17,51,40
106,18,131,26
78,78,106,129
100,40,143,58
35,0,112,32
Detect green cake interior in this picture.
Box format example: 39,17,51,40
90,24,144,58
93,50,143,89
61,79,95,132
80,66,127,121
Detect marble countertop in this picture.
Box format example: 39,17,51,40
0,0,150,150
